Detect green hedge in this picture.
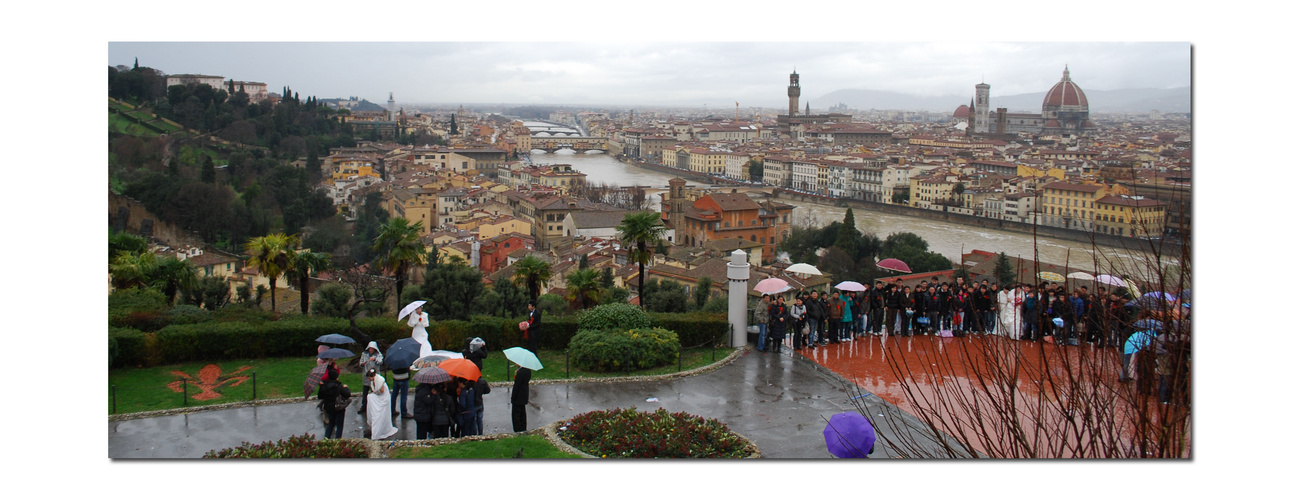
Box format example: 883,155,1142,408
569,328,680,372
108,311,729,368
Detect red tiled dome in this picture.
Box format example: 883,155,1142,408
1043,66,1088,109
953,104,970,118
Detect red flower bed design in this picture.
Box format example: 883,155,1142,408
166,364,251,401
558,407,753,458
203,433,368,458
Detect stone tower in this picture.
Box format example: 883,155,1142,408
387,92,396,121
787,70,801,116
667,177,687,242
974,82,991,134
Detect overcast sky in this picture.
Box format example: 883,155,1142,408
108,41,1189,109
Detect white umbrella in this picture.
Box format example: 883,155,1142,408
1094,274,1125,287
835,281,867,292
785,263,822,275
397,300,426,321
1067,272,1095,281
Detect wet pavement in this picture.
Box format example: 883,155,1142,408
109,347,947,459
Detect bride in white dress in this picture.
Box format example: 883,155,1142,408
408,306,434,358
365,368,398,440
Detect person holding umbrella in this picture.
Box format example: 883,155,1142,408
406,304,433,359
316,366,350,439
412,380,436,439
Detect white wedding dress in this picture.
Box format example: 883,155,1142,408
365,374,398,440
408,312,434,358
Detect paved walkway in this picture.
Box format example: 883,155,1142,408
109,347,941,459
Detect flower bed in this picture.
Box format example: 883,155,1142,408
557,407,758,458
203,433,369,458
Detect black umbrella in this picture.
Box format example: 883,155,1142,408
385,338,422,370
315,333,356,345
318,348,355,360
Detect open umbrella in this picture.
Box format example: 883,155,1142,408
413,366,451,384
823,412,876,458
503,347,544,371
397,300,427,321
429,350,464,359
1143,291,1177,302
315,333,356,345
1037,271,1065,282
1123,278,1142,298
304,364,329,398
384,338,422,370
785,263,822,275
1067,271,1095,281
1095,274,1126,287
876,258,911,273
754,277,791,295
410,354,460,371
438,358,482,381
835,281,867,292
317,348,355,360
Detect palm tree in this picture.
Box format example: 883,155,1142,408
244,233,300,313
285,250,332,315
616,211,667,308
152,256,198,304
109,251,158,290
564,267,602,310
512,255,552,302
371,217,428,303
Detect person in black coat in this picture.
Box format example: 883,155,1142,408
431,383,454,438
525,301,542,352
806,290,825,347
462,337,488,371
316,367,350,439
512,367,532,432
412,382,435,439
767,295,790,352
868,281,885,335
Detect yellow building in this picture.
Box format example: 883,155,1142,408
1093,195,1167,238
1017,163,1067,180
910,173,957,208
1040,181,1117,231
329,156,381,181
687,148,725,174
388,189,436,236
478,216,532,240
536,166,588,194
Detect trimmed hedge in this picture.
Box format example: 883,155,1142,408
108,310,729,368
569,328,680,372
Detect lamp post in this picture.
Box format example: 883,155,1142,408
726,249,751,348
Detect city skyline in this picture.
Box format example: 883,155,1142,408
108,42,1190,109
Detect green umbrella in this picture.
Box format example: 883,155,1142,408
503,347,543,371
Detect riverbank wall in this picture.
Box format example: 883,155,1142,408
770,189,1185,253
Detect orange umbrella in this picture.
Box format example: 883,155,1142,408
438,358,482,381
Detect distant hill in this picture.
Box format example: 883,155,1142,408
318,97,386,112
814,87,1190,114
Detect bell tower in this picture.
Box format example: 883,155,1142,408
787,70,801,116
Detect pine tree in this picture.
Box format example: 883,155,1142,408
834,208,860,258
201,155,216,183
449,114,458,135
994,252,1016,286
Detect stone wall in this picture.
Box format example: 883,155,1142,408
108,190,206,249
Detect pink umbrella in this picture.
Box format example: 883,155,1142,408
877,258,911,273
754,277,792,295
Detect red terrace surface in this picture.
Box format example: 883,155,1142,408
787,334,1187,457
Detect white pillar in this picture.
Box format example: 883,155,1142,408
726,249,751,347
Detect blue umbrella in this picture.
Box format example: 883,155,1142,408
1143,291,1177,302
385,338,422,370
317,348,355,359
1125,330,1156,355
823,412,876,458
315,333,356,345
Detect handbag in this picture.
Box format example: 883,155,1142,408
333,393,351,412
801,324,810,335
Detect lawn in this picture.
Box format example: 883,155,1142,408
109,347,737,415
386,434,584,459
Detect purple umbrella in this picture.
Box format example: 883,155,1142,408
823,412,876,458
876,258,911,273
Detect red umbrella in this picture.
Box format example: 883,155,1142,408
876,258,911,273
438,358,482,381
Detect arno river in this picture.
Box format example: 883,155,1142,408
527,148,1171,277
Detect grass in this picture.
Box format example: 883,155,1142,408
109,347,737,415
386,434,584,459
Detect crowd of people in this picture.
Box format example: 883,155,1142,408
754,276,1189,401
316,335,534,440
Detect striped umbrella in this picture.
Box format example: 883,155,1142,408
413,366,451,384
304,364,329,398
